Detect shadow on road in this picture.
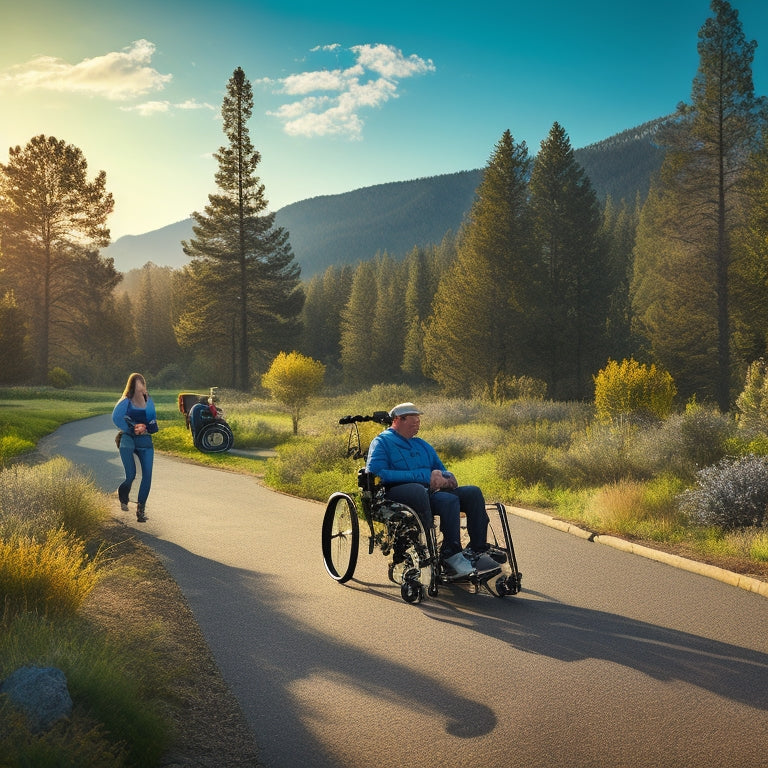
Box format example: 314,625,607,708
414,586,768,711
141,535,498,768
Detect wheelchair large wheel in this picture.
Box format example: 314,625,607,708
195,422,234,453
322,494,359,583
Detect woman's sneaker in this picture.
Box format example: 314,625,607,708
441,551,475,580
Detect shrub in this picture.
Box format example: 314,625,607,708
475,373,547,402
678,455,768,529
47,367,73,389
152,363,187,389
496,441,553,485
630,403,735,480
555,423,648,486
426,423,505,461
0,527,103,617
0,458,108,539
594,358,676,424
735,358,768,435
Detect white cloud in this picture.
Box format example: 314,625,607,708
121,98,216,117
1,39,171,100
261,43,435,139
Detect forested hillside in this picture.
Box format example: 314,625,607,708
104,120,665,278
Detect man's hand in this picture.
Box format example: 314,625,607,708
430,469,458,491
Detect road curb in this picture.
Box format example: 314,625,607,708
506,505,768,599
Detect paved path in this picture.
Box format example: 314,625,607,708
40,415,768,768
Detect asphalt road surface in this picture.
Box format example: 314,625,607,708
39,414,768,768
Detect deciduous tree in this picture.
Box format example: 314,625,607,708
262,351,325,434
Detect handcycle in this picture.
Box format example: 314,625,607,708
321,411,522,604
177,386,235,453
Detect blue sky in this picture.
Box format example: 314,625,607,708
2,0,767,239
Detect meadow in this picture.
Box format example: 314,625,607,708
1,382,767,763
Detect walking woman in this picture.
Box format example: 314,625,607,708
113,373,158,522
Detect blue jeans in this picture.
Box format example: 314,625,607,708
384,483,489,557
118,434,154,505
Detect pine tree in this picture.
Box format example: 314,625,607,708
731,138,768,369
423,130,534,395
0,291,30,383
340,260,379,388
601,195,640,363
0,135,114,381
370,253,406,381
181,67,303,391
529,122,606,399
642,1,767,409
402,246,435,381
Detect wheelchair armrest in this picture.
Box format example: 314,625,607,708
357,468,379,493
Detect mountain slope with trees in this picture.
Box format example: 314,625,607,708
103,122,665,279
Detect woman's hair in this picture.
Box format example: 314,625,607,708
122,372,146,399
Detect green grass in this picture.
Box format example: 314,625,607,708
0,612,170,767
0,453,173,766
4,386,768,571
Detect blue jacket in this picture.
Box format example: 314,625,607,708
112,397,159,435
366,427,447,487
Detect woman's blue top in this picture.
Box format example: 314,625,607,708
112,397,159,435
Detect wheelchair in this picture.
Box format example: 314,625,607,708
177,387,235,453
321,412,522,604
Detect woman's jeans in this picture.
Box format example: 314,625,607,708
384,483,489,557
118,434,154,505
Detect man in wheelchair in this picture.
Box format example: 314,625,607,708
366,402,503,581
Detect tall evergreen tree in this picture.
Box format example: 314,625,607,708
732,138,768,365
601,195,640,363
181,67,303,391
134,264,179,374
0,135,114,381
423,130,534,395
635,1,766,409
340,260,378,388
0,291,30,383
402,246,434,381
529,122,606,399
370,253,406,381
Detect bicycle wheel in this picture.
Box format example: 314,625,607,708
321,493,359,583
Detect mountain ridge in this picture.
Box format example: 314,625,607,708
103,118,666,278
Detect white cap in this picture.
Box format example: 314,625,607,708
389,402,422,418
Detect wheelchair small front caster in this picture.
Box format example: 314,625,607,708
401,579,424,603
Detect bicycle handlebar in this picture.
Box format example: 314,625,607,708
338,411,392,426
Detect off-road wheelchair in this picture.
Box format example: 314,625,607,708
321,411,522,604
177,387,234,453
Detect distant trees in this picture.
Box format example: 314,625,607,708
0,291,30,383
0,135,118,383
632,0,767,408
179,67,303,391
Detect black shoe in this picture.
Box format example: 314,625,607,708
486,546,508,564
136,503,147,523
462,548,502,577
118,490,129,512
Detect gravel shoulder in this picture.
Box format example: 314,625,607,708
83,513,263,768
